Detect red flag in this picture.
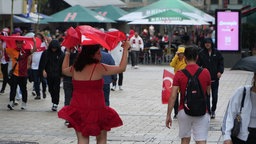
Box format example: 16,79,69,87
0,35,41,50
61,27,80,48
162,69,174,104
75,25,125,50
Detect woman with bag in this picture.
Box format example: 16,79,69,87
222,72,256,144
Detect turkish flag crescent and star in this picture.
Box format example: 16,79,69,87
162,69,174,104
61,25,126,50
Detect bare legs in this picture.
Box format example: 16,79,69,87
181,137,206,144
75,130,107,144
96,130,107,144
76,131,89,144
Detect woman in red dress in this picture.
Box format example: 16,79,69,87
58,41,130,144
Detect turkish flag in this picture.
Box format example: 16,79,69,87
0,35,41,50
75,25,125,50
61,27,80,48
162,69,174,104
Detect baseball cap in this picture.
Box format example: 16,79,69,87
177,47,185,54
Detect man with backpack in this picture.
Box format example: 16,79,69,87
166,46,211,144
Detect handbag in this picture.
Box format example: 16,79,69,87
231,87,246,137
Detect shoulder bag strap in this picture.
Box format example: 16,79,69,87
11,54,21,71
239,87,246,113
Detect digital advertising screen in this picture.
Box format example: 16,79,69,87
216,10,241,52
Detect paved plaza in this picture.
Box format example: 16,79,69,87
0,64,253,144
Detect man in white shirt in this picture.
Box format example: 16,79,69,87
129,32,144,69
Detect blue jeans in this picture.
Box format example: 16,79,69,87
32,69,47,96
103,84,110,106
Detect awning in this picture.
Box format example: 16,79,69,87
44,5,115,23
93,5,128,21
13,15,35,23
64,0,126,8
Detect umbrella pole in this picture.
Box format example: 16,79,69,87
35,0,40,33
10,0,14,34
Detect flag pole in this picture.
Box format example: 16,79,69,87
10,0,14,34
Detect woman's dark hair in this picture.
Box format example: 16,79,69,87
74,45,100,71
184,46,199,61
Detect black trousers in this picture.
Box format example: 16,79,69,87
47,76,61,105
112,73,123,86
1,63,8,92
63,81,73,106
231,128,256,144
9,75,28,103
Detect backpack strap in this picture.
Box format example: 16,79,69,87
194,67,203,78
181,67,203,78
181,69,191,78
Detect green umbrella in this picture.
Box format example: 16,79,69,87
119,0,214,23
128,10,209,25
94,5,128,21
45,5,115,23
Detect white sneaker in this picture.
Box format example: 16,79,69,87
21,102,26,110
111,86,116,91
119,86,123,90
52,104,58,111
134,65,139,69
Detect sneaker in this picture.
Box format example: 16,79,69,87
43,92,46,99
13,101,19,106
119,86,123,90
64,121,70,126
134,65,139,69
7,104,14,110
32,91,36,96
173,114,177,119
34,96,41,100
211,111,215,119
111,86,116,91
21,102,26,110
52,104,58,111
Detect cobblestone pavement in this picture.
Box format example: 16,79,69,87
0,65,253,144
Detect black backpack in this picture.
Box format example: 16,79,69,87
182,68,206,116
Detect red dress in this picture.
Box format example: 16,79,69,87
58,79,123,136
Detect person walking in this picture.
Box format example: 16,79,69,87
39,39,64,111
222,72,256,144
62,46,79,126
6,38,37,110
101,48,116,106
129,32,144,69
0,29,10,94
169,47,186,118
58,40,130,144
197,37,224,119
32,33,47,100
110,42,124,91
166,46,211,144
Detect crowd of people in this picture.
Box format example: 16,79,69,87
0,25,255,144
